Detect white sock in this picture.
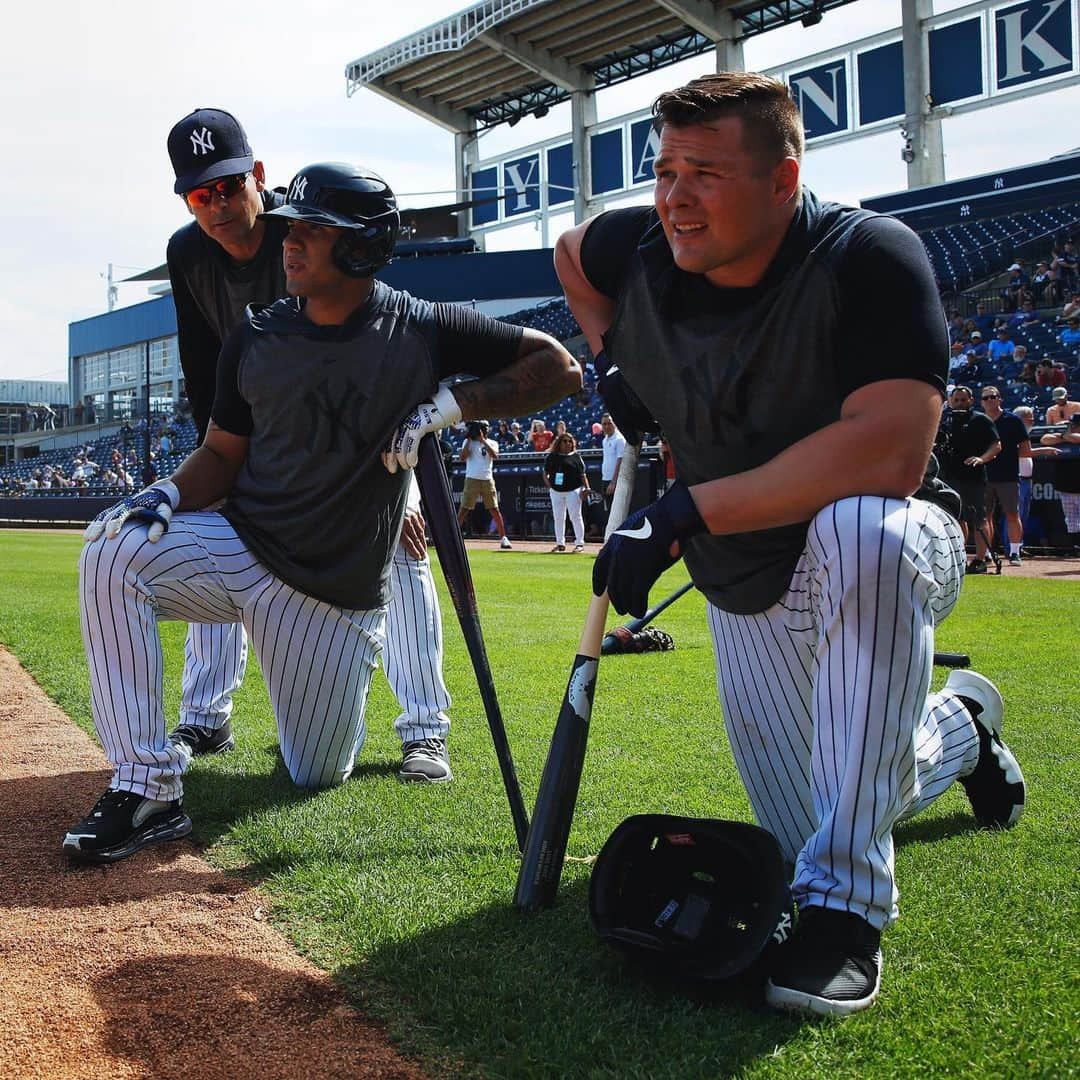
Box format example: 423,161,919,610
1009,542,1021,556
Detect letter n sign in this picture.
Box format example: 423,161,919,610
996,0,1073,89
789,59,849,140
502,153,541,217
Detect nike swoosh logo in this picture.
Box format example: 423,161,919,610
605,364,619,376
615,520,652,541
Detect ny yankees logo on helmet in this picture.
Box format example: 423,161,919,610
190,127,215,155
290,175,308,201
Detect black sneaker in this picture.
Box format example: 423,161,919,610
169,719,235,755
63,788,192,864
947,670,1025,829
966,558,988,575
398,738,453,783
766,908,882,1017
1008,553,1022,566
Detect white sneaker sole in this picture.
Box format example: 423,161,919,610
944,670,1004,739
765,953,882,1018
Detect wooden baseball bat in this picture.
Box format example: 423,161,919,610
514,444,640,910
415,435,530,851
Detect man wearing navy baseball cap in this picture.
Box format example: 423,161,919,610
167,107,256,195
162,108,289,761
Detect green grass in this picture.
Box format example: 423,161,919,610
1,530,1078,1078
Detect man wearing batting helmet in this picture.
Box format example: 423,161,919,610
557,72,1024,1017
64,160,581,864
164,108,458,784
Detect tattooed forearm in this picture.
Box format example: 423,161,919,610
453,334,581,420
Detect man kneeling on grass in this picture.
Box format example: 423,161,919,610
64,161,580,865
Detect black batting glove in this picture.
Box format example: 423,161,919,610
592,480,706,617
595,350,658,442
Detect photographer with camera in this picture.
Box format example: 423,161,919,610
937,386,1001,573
457,419,512,549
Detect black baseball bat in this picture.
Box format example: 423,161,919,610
601,580,694,654
514,445,640,910
415,435,530,851
933,650,971,668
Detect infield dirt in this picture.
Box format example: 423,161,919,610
0,646,425,1080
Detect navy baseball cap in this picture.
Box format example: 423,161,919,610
167,108,254,194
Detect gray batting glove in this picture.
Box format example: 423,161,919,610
383,386,462,473
83,480,180,543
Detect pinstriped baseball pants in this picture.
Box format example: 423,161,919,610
79,512,385,800
178,537,450,744
706,496,979,930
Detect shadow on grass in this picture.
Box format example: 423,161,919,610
347,878,806,1080
181,753,401,852
893,810,978,847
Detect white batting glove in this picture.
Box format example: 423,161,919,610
383,385,462,473
84,479,180,543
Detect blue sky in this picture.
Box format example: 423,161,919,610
1,0,1077,382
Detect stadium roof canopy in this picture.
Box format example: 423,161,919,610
346,0,861,132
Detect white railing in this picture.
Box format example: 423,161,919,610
347,0,553,87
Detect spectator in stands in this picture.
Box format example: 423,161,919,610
948,341,970,378
1001,263,1029,311
492,419,513,447
543,431,588,553
1036,357,1067,389
979,386,1031,565
600,412,627,511
1009,298,1042,332
84,397,96,424
987,326,1015,364
529,418,554,453
1040,414,1080,549
948,310,966,345
1056,290,1080,323
971,302,996,336
23,405,35,432
1055,239,1079,292
509,421,525,445
1046,386,1080,425
458,420,512,550
1057,316,1080,353
1031,261,1057,305
966,330,988,359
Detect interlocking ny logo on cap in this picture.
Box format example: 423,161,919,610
190,127,215,156
290,175,308,201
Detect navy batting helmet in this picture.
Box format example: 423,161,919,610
260,162,399,277
589,815,795,982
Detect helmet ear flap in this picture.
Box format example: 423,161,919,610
331,222,398,278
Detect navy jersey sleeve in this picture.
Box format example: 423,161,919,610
833,216,948,400
209,324,253,436
432,302,524,379
167,230,221,443
578,206,658,298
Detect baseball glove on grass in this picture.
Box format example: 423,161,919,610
606,626,675,654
